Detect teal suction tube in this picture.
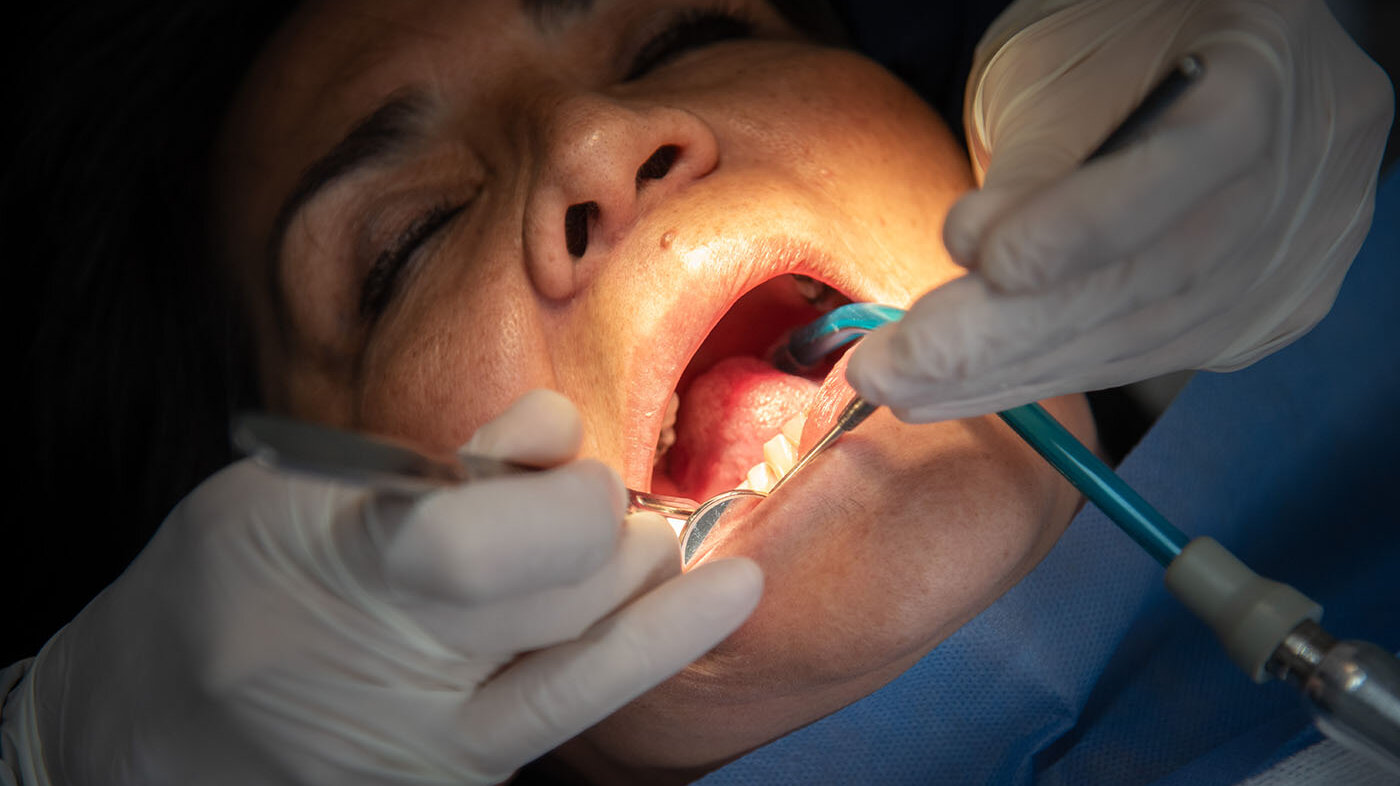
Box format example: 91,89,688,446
774,54,1211,559
767,52,1400,761
783,302,1400,767
783,302,1189,565
997,403,1188,566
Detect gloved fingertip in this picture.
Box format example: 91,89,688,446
942,197,984,268
843,330,897,405
624,509,668,529
623,510,682,551
945,182,1046,267
685,557,763,624
979,227,1061,294
567,458,629,521
516,387,578,416
978,255,1036,294
943,225,978,269
891,402,956,426
466,388,583,464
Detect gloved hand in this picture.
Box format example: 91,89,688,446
847,0,1393,422
0,390,762,786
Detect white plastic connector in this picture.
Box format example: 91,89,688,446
1164,537,1323,683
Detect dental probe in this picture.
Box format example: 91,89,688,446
231,412,699,533
761,56,1400,765
771,54,1207,499
777,300,1196,563
767,397,877,496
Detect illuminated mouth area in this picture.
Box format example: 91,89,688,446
650,273,851,502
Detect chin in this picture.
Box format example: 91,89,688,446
584,237,1098,772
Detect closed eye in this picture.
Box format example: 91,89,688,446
359,203,466,323
624,8,755,81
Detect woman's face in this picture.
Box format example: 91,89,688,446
215,0,1093,771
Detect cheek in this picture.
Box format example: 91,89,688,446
723,417,1067,682
586,407,1088,769
351,262,555,452
713,50,973,297
335,230,656,467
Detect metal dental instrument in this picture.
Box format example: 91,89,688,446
676,57,1213,559
682,307,902,555
766,397,877,497
770,55,1206,498
757,54,1400,768
774,314,1400,770
679,489,767,563
680,57,1213,549
231,412,700,533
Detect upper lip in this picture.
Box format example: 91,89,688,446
620,232,869,495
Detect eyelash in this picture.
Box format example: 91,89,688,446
359,203,464,322
624,7,756,81
357,9,753,322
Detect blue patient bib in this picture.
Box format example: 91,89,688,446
703,171,1400,785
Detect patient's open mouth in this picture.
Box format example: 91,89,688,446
651,273,851,502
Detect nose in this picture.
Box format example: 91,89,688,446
524,93,720,300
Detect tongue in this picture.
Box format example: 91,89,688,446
666,356,819,500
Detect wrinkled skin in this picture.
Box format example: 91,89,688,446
213,0,1094,777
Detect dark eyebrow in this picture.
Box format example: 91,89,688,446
264,92,431,340
519,0,594,31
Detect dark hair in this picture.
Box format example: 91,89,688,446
770,0,849,46
10,1,294,661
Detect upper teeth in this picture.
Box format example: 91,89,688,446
737,412,806,494
793,275,837,308
654,392,680,466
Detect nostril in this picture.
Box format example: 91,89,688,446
559,144,683,260
635,145,680,187
564,201,599,258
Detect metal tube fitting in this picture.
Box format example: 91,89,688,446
1267,620,1400,774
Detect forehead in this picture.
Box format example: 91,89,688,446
230,0,528,148
215,0,784,261
216,0,581,267
225,0,763,143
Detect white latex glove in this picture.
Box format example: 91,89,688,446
847,0,1393,422
0,390,762,786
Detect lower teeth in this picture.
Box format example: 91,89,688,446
651,395,805,494
658,276,828,482
736,412,806,493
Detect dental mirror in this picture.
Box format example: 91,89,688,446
680,489,767,563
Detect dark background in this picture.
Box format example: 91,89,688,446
1332,0,1400,170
